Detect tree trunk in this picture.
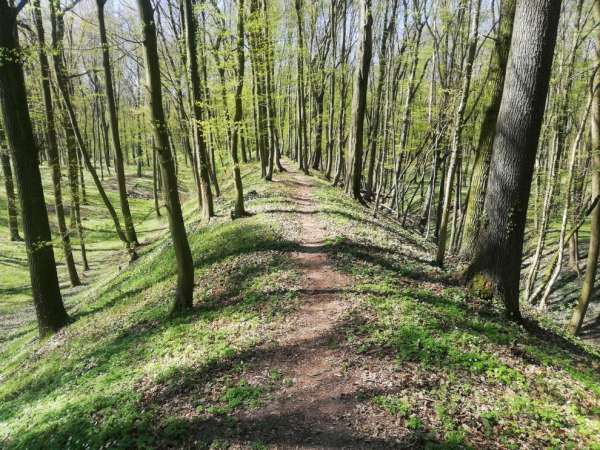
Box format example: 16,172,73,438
436,0,481,267
32,0,80,286
294,0,310,175
568,0,600,335
345,0,373,204
464,0,562,320
231,0,247,218
97,0,138,244
50,2,130,249
137,0,195,312
0,129,21,241
183,0,214,220
0,0,70,337
460,0,516,259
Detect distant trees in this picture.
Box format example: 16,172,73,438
0,0,70,336
1,0,598,336
0,126,21,242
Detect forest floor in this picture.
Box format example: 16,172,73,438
1,162,600,449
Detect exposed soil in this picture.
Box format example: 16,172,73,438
187,170,438,449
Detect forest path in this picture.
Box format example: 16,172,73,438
222,168,398,449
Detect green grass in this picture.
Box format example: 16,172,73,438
0,160,300,449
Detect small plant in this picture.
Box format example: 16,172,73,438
269,369,283,381
372,395,411,417
406,415,423,430
221,380,263,410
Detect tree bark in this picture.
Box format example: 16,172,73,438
460,0,516,259
464,0,562,320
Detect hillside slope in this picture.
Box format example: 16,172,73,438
1,164,599,449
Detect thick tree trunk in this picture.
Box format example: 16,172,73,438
0,0,70,337
137,0,194,312
460,0,516,259
464,0,562,320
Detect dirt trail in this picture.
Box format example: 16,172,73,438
234,171,379,448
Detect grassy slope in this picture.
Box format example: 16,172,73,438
0,163,301,449
0,164,599,449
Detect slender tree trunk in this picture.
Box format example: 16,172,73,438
365,0,398,198
325,0,337,179
137,0,195,312
345,0,373,204
50,2,130,250
152,139,161,217
568,0,600,335
538,89,594,310
0,129,21,241
436,0,481,266
0,0,70,336
183,0,214,220
97,0,138,244
294,0,310,175
230,0,247,218
464,0,562,320
32,0,79,286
